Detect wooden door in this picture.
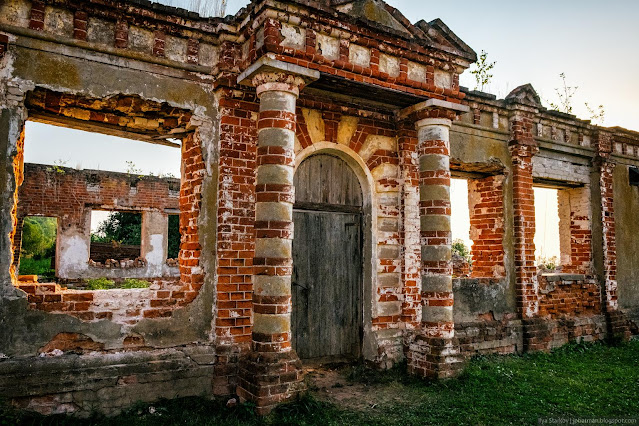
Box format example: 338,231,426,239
292,154,363,360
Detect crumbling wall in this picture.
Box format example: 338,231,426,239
16,163,180,279
0,0,221,415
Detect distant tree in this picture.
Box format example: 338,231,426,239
470,50,496,92
452,239,472,264
21,217,57,258
91,212,142,246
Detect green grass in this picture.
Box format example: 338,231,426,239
1,341,638,425
85,278,115,290
18,257,54,277
121,278,151,289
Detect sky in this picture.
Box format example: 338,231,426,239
27,0,639,260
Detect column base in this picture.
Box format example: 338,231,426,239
407,335,464,380
236,350,305,415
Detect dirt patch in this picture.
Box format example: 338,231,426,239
305,364,410,412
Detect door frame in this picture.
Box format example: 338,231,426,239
294,143,378,361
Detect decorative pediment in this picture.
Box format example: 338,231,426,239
505,84,543,108
330,0,477,62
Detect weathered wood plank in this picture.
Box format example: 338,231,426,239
292,154,363,360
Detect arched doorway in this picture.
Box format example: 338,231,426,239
292,154,364,361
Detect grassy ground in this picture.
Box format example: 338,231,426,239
2,341,637,425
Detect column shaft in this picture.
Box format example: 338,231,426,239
252,85,297,353
417,118,454,338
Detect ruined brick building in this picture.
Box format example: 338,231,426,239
1,0,638,416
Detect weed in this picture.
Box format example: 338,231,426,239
85,277,115,290
121,278,150,289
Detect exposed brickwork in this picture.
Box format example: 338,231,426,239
0,34,9,59
73,10,88,41
17,164,179,227
537,275,601,318
15,277,189,324
28,0,45,31
522,316,606,352
2,0,639,418
557,187,592,275
398,121,421,328
455,316,521,356
153,30,166,57
468,174,505,278
214,88,258,348
114,19,129,49
509,112,539,318
177,131,206,310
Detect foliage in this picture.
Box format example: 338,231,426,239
452,238,472,263
91,212,142,246
537,255,559,270
3,341,638,425
86,277,115,290
585,102,606,125
21,217,57,259
125,161,143,175
168,214,180,259
18,257,54,277
121,278,150,289
549,73,578,114
470,50,496,92
548,73,606,125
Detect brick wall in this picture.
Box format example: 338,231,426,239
12,87,205,323
557,187,592,275
537,274,601,318
509,113,539,318
468,174,505,278
15,277,189,324
214,88,258,350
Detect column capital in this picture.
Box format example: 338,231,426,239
237,56,319,97
399,98,469,124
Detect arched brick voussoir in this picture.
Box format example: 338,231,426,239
359,135,398,165
295,107,313,150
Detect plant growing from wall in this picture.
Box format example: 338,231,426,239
86,277,115,290
470,50,496,92
536,255,559,271
121,278,150,289
549,73,578,114
585,102,606,125
548,73,606,125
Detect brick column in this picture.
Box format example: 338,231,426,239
508,111,539,319
593,131,630,341
400,100,467,380
236,59,318,414
507,108,552,351
398,120,421,328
